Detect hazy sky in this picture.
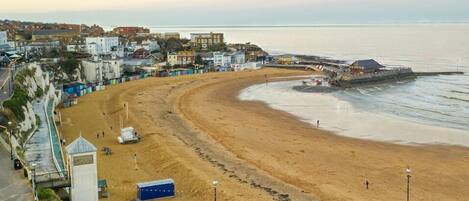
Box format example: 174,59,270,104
1,0,468,26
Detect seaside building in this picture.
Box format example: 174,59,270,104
247,50,269,62
163,32,180,40
137,32,163,39
276,55,299,65
82,57,123,83
113,26,149,37
133,48,150,59
231,62,262,72
66,44,87,53
129,40,160,52
85,37,119,56
167,51,195,66
0,31,9,51
7,40,26,52
213,52,232,67
25,41,60,53
190,32,224,49
31,29,79,42
230,51,246,64
0,31,7,45
350,59,384,74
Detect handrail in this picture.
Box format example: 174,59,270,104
49,96,68,173
43,96,66,178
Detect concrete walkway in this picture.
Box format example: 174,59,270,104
0,147,33,201
24,98,56,174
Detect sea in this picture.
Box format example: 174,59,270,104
147,24,469,146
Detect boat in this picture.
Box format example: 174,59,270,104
302,75,329,86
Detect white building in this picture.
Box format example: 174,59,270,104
66,44,87,53
213,52,232,67
142,40,160,52
85,37,119,55
127,40,160,52
231,62,262,71
0,31,7,45
66,136,99,201
82,58,122,83
0,31,9,51
230,51,246,64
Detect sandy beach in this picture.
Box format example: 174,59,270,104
59,68,469,201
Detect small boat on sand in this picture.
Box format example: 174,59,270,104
302,75,329,86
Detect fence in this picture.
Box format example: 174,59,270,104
34,170,70,189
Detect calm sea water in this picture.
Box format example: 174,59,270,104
151,24,469,144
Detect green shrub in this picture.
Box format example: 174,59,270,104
37,188,61,201
2,88,31,121
35,87,44,98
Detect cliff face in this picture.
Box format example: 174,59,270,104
2,62,59,145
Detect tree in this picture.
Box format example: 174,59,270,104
59,58,79,75
195,55,203,65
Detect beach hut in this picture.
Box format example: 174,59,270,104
63,82,86,96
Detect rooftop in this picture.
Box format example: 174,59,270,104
351,59,384,70
33,29,78,36
66,135,97,155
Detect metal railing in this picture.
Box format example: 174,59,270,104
44,97,66,177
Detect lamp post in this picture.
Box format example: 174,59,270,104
7,121,13,160
212,180,219,201
406,168,411,201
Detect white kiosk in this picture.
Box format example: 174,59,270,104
66,136,98,201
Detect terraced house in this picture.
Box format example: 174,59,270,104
167,51,195,66
190,32,224,49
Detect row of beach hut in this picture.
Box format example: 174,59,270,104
61,66,243,108
61,73,152,108
155,68,207,77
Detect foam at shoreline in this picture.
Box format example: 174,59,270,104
239,80,469,147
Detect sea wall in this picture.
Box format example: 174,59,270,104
332,68,415,87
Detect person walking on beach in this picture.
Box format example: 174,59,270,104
364,179,370,189
317,120,320,128
97,133,99,139
102,131,105,138
264,74,269,86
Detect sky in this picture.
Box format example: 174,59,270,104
1,0,469,26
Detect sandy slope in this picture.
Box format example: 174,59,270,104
60,68,469,201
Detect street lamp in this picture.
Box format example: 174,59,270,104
406,168,411,201
212,180,219,201
7,121,13,160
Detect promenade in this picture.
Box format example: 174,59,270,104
24,98,56,174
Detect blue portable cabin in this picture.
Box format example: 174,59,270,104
137,179,175,200
63,82,85,96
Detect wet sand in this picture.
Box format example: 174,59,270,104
59,68,469,201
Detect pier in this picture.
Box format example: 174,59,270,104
414,71,464,76
330,69,465,87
